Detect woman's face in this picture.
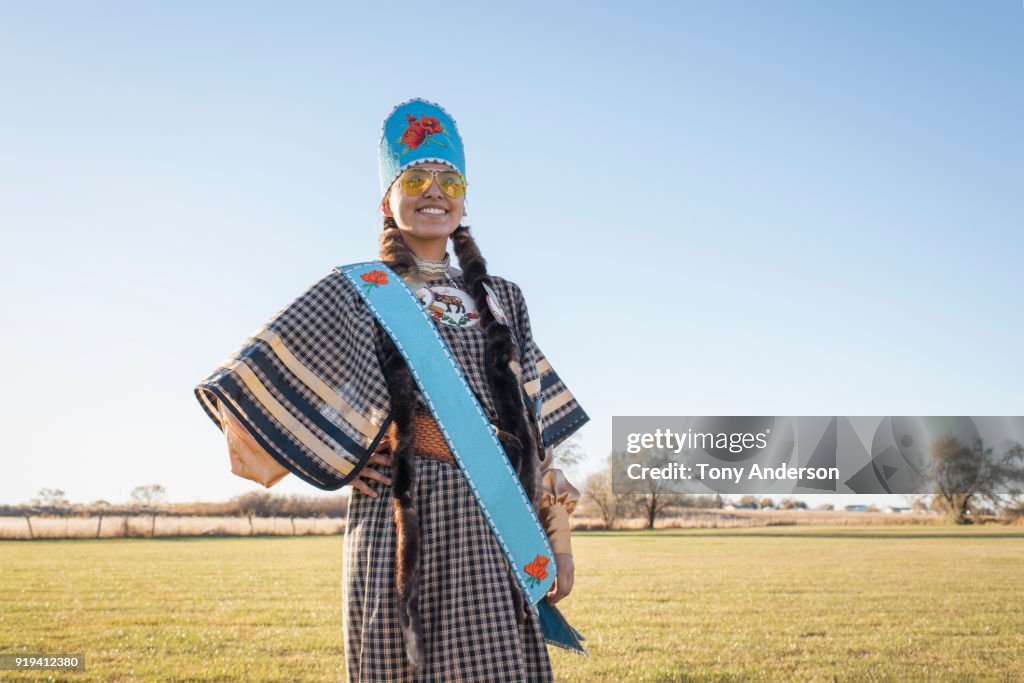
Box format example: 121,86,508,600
382,162,465,256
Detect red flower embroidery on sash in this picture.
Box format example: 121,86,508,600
360,270,389,285
523,554,550,587
359,269,389,295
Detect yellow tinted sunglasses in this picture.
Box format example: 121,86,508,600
398,168,467,198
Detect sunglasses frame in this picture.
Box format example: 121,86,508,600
398,167,468,198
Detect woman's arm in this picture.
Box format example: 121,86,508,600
537,444,580,604
537,445,581,556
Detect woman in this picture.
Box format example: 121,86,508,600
195,98,588,682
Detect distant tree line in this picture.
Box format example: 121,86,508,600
584,437,1024,529
1,486,348,519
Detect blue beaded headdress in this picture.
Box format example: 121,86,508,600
378,98,466,197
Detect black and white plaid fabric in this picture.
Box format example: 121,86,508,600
194,269,588,490
343,455,555,682
342,273,587,682
197,267,588,680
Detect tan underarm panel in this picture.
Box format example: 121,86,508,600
219,403,290,488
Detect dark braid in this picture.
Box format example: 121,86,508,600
377,216,424,671
378,218,543,502
377,219,542,637
451,225,542,508
379,216,416,277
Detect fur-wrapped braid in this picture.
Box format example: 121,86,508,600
451,225,543,508
377,219,545,661
378,218,425,672
378,330,425,673
379,217,416,277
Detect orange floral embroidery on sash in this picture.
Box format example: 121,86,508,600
524,554,550,587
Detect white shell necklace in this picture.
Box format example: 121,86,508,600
413,252,456,286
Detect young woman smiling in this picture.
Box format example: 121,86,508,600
196,98,589,682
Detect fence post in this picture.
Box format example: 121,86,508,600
96,514,103,539
25,515,34,539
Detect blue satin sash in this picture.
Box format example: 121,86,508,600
339,262,586,656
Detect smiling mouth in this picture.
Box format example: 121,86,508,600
417,207,448,216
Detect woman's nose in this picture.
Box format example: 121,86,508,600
423,177,444,198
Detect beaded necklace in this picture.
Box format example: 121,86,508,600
413,252,458,288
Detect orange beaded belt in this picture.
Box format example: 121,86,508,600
376,413,456,465
375,412,524,466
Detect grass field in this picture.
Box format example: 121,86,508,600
1,526,1022,682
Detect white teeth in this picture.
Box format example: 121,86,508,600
418,207,447,215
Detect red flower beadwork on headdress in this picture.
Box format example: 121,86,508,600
398,114,447,153
419,115,442,134
401,121,427,150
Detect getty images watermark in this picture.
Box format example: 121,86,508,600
611,417,1024,495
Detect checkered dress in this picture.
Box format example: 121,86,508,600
343,273,583,682
194,270,586,491
196,267,588,681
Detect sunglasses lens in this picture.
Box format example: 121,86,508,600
437,172,466,198
400,170,431,196
399,169,466,198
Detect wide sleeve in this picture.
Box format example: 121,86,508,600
504,281,590,450
194,270,393,491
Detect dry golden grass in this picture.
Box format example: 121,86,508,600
571,508,951,530
1,508,1015,540
0,516,346,539
2,527,1023,681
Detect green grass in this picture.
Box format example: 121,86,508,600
1,526,1022,681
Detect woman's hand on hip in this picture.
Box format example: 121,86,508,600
349,453,394,498
546,552,574,605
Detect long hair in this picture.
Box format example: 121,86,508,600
378,217,542,499
377,218,540,663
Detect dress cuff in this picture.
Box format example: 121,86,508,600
538,459,580,556
540,467,580,515
539,504,573,556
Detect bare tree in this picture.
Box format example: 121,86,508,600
235,491,281,517
130,484,167,507
552,434,586,470
583,468,632,529
32,488,68,507
928,436,1024,524
621,449,688,529
129,485,167,538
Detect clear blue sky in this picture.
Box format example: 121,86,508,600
1,2,1021,506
